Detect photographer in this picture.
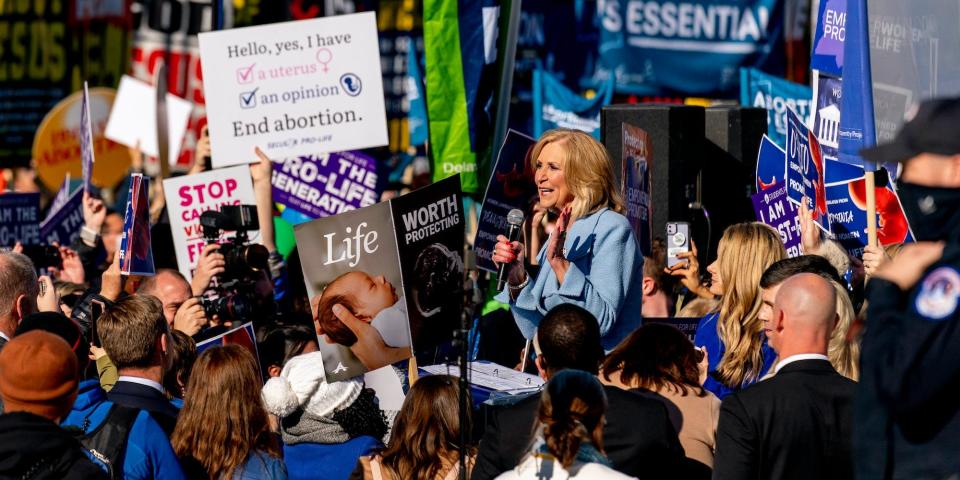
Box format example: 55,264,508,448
174,147,283,339
856,98,960,478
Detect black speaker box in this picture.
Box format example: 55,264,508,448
601,104,706,255
700,106,768,259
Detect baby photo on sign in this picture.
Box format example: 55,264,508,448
297,201,412,382
295,175,465,382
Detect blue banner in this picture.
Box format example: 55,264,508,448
810,0,846,76
595,0,785,95
533,69,614,138
756,134,787,192
118,174,155,276
837,0,875,169
825,171,911,257
740,68,813,148
40,189,83,246
786,109,830,233
0,193,40,246
407,46,429,147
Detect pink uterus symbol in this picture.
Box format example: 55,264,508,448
315,48,333,73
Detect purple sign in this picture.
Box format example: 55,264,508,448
271,151,379,225
752,184,802,258
811,0,847,76
0,193,40,246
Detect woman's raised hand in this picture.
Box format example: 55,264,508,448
546,207,572,284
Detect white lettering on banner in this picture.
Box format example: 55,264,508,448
400,195,461,244
600,0,771,52
542,104,600,133
788,129,810,175
823,9,846,41
323,222,379,267
752,91,812,135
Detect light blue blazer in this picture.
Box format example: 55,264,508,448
496,207,644,351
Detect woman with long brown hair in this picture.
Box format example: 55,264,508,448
352,375,473,480
171,345,286,479
601,324,720,478
498,369,632,479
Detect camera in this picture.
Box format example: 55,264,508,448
198,205,273,321
21,245,62,270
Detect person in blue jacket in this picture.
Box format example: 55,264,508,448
64,378,187,480
692,222,785,399
493,129,644,351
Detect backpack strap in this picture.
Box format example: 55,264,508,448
77,403,141,480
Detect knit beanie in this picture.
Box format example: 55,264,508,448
261,350,363,419
16,311,90,368
0,330,79,420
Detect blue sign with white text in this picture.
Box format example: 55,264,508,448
0,193,40,246
533,69,614,138
741,68,813,148
595,0,785,95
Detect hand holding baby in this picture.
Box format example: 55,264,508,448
331,304,410,369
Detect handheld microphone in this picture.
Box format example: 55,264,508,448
497,209,525,292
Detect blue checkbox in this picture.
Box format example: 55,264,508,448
239,88,258,109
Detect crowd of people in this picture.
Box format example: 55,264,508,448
1,97,960,480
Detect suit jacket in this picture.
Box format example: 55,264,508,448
107,380,179,436
473,384,684,480
713,359,855,480
493,208,645,350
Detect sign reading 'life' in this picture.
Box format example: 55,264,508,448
198,12,388,168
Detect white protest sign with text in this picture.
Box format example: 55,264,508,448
163,166,258,281
105,75,193,165
198,12,388,168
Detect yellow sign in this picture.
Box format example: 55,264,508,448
33,88,131,191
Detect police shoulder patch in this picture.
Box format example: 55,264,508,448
915,266,960,321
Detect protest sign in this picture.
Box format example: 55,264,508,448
740,68,812,148
643,317,700,341
594,0,784,95
812,73,843,162
533,69,614,138
118,174,155,276
811,0,846,76
0,194,40,246
163,166,258,281
40,189,84,247
755,135,787,192
621,123,652,257
32,88,130,192
474,130,538,273
197,322,259,355
752,184,802,257
296,175,464,382
195,322,261,379
105,75,194,165
824,166,911,257
271,151,379,226
786,109,830,233
198,12,388,168
81,83,97,195
44,176,73,224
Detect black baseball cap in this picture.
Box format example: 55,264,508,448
861,97,960,164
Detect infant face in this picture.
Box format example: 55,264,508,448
327,271,398,321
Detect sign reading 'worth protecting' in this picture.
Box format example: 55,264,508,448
198,12,388,169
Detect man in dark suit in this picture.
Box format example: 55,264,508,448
713,273,855,480
473,304,684,480
98,294,179,434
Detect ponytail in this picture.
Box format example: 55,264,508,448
537,370,607,469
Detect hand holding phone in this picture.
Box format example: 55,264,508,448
666,222,691,268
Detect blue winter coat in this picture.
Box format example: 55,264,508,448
496,207,644,351
63,379,187,480
284,435,381,480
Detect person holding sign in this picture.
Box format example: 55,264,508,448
492,129,644,351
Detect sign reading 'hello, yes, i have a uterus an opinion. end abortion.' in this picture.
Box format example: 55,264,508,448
198,12,388,168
